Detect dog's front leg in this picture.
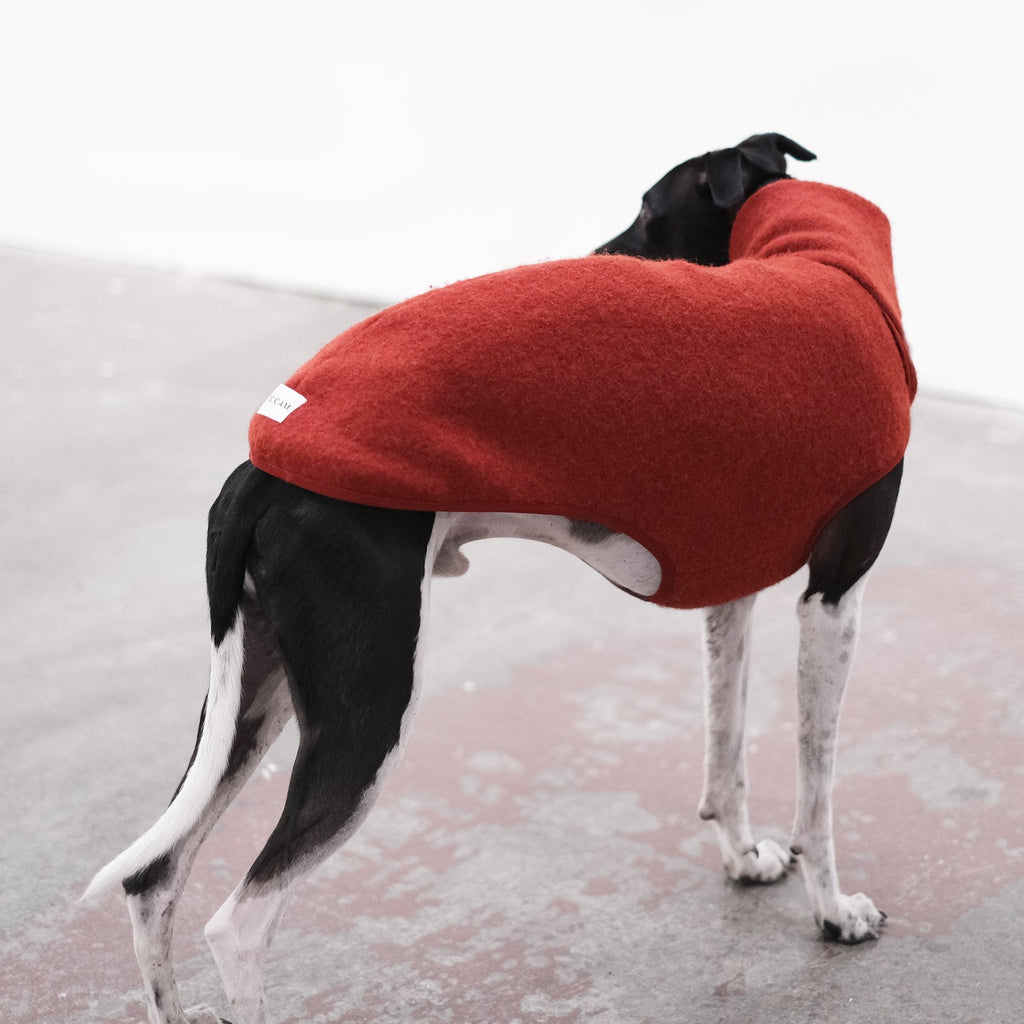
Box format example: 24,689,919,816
698,594,793,883
791,577,885,942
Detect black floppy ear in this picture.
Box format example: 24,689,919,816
705,148,746,208
772,134,816,162
737,133,817,174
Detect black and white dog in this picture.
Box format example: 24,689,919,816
87,134,900,1024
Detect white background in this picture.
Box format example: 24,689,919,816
2,0,1021,407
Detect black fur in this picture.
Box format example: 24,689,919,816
123,852,174,896
595,132,816,264
230,473,435,887
805,459,904,606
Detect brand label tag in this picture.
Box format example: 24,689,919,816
256,383,307,423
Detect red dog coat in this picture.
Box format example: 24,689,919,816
249,180,914,609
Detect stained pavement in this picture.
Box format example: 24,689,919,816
2,246,1023,1023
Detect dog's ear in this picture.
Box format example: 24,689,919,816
705,148,746,208
737,133,817,175
704,133,817,210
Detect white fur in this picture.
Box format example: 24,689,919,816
693,578,883,935
204,887,289,1024
82,609,245,900
698,594,795,884
433,511,662,596
128,884,190,1024
790,577,884,941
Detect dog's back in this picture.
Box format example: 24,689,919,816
249,180,913,609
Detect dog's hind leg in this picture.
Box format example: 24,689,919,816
789,459,903,942
91,590,293,1024
201,494,436,1024
698,593,795,883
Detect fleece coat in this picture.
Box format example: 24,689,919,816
249,180,915,609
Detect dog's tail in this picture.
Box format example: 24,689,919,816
82,464,263,901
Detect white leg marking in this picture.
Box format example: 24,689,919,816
128,886,185,1024
128,877,225,1024
791,576,885,942
698,594,793,884
204,886,289,1024
83,611,246,901
124,671,294,1024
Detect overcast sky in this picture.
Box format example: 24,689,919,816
2,1,1020,407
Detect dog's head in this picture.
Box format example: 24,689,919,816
595,133,816,266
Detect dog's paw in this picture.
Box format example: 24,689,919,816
184,1005,233,1024
727,839,796,885
818,892,886,944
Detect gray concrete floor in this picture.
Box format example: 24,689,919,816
2,245,1023,1023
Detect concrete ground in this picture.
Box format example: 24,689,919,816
1,245,1022,1024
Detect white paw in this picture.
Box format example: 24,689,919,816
184,1005,231,1024
727,839,796,884
818,892,886,943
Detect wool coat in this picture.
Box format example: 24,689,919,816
249,180,915,608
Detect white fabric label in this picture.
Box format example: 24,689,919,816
256,383,307,423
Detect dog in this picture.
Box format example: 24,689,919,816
86,133,914,1024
